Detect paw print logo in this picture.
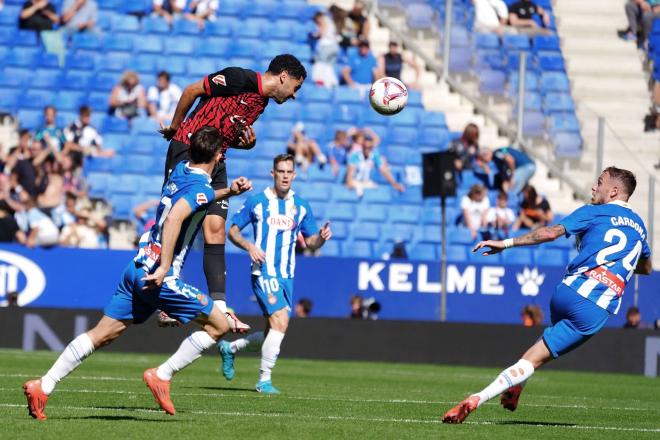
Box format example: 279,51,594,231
516,267,545,296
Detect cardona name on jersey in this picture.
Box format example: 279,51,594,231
610,216,646,241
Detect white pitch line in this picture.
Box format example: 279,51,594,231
0,386,657,413
1,403,659,433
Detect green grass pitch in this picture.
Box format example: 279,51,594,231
0,348,658,439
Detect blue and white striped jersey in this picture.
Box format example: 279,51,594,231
134,161,215,279
231,187,318,278
559,201,651,314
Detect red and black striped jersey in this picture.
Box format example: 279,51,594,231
172,67,269,158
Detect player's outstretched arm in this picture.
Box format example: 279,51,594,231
159,80,206,140
473,224,565,256
214,177,252,201
143,198,192,288
635,257,653,275
305,221,332,251
228,224,265,263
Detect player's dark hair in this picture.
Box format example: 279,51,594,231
604,166,636,196
157,70,170,81
298,298,313,315
273,153,295,169
43,105,56,113
189,126,223,164
267,54,307,80
79,105,91,117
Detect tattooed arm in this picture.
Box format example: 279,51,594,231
473,224,566,256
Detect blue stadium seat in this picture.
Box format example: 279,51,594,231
205,19,234,37
86,172,111,198
475,33,500,50
386,146,410,166
333,87,364,104
388,127,418,144
540,72,570,93
101,134,129,152
4,48,37,67
410,243,437,261
302,103,333,122
17,109,43,130
135,35,164,54
522,111,546,137
533,248,566,267
274,1,307,20
390,108,420,126
549,113,580,134
449,47,472,73
446,245,467,262
383,224,414,242
96,53,130,72
502,247,533,265
173,18,200,35
304,86,333,103
554,132,583,158
448,227,474,245
24,90,54,109
406,3,435,30
0,88,20,112
165,36,196,56
419,111,447,128
362,186,392,204
72,33,102,51
468,249,501,264
101,116,130,134
479,70,506,95
31,69,62,89
327,203,355,222
128,135,160,155
544,93,575,113
307,165,337,182
245,0,277,18
538,54,565,71
349,222,380,241
388,205,421,224
509,72,539,91
62,70,94,90
131,117,160,135
502,34,531,51
419,225,441,244
330,221,349,240
56,91,86,111
533,35,560,52
397,187,423,204
121,155,158,174
129,55,159,74
419,128,449,148
13,30,38,46
111,14,140,33
355,203,387,223
103,34,134,53
268,20,294,40
299,182,331,202
197,37,231,57
234,20,262,39
66,53,95,70
262,122,290,141
231,39,261,58
341,240,373,259
331,185,360,203
142,16,170,34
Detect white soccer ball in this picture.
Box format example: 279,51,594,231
369,77,408,115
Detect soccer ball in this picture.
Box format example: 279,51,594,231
369,77,408,115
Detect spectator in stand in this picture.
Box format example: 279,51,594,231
0,176,25,243
59,199,105,249
474,0,510,34
508,0,551,35
14,192,60,248
329,4,356,50
309,11,340,88
35,106,65,152
345,132,403,197
186,0,219,29
19,0,59,32
472,147,496,188
147,71,182,126
110,71,148,121
347,0,369,42
521,304,544,326
492,146,536,195
342,40,378,98
448,123,480,174
327,129,351,177
645,80,660,133
63,105,114,163
287,122,327,171
624,1,660,45
377,41,421,89
350,295,363,319
60,0,98,35
294,298,313,318
133,198,159,236
485,191,515,239
152,0,186,25
459,183,490,240
623,306,642,328
4,130,41,198
514,184,552,230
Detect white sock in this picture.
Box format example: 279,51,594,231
214,300,227,314
259,330,285,382
474,359,535,407
230,331,265,353
41,333,95,395
156,331,216,381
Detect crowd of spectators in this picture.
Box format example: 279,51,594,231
0,104,111,248
474,0,551,35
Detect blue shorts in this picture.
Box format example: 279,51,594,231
104,261,214,324
251,274,293,317
542,284,609,358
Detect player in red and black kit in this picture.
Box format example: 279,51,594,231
158,54,307,331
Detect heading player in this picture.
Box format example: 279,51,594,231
218,154,332,393
23,127,252,419
158,54,307,330
443,166,652,424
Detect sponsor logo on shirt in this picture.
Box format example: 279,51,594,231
196,193,208,205
211,74,226,86
197,293,209,306
267,214,295,231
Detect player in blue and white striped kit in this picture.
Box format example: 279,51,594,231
218,153,332,393
23,127,252,419
443,166,653,424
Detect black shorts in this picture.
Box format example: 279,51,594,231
164,140,228,219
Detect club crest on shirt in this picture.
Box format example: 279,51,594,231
211,74,226,86
290,205,298,216
267,293,277,305
196,193,208,205
197,293,209,306
267,214,295,231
